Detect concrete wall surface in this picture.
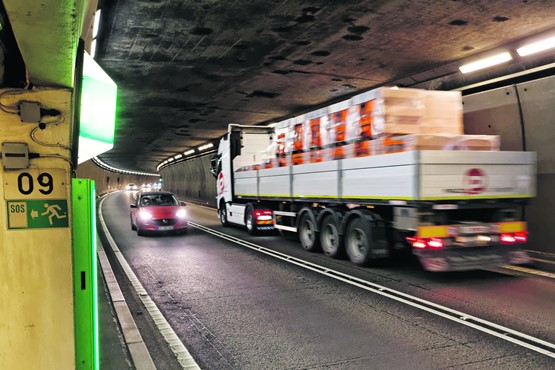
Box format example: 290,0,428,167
75,160,158,196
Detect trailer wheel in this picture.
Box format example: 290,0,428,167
320,214,344,258
299,211,320,252
345,217,373,265
245,206,258,235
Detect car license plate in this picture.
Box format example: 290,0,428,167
159,226,174,231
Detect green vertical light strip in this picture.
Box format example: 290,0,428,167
91,181,99,370
72,178,98,370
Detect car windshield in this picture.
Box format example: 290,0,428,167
140,194,179,206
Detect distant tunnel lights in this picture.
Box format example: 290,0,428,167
198,143,214,151
184,149,195,156
517,35,555,56
459,52,512,74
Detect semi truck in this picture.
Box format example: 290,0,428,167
210,87,535,272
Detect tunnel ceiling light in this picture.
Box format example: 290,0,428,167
459,52,512,74
168,157,174,162
198,143,214,151
90,39,97,58
174,154,183,160
517,35,555,56
93,9,101,38
184,149,195,156
92,157,158,176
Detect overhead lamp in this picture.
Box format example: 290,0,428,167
174,154,183,160
198,143,214,151
168,157,174,162
184,149,195,156
93,10,101,38
517,35,555,56
90,39,97,58
459,52,512,74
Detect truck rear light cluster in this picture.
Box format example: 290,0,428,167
407,237,444,249
501,232,528,244
254,209,273,221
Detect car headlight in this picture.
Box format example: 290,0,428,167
176,209,187,218
139,210,152,220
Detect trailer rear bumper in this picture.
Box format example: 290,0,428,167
414,246,531,272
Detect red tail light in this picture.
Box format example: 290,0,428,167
254,210,262,217
514,232,528,243
427,238,444,249
500,234,516,244
407,237,444,249
407,237,427,249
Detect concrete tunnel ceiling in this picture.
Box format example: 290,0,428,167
94,0,555,174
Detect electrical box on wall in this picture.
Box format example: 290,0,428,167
1,142,29,169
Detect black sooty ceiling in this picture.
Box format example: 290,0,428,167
95,0,555,173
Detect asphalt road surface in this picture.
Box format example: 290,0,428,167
100,191,555,369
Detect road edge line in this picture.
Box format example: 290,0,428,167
97,237,157,370
98,194,201,370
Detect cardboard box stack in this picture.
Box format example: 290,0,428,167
246,87,499,172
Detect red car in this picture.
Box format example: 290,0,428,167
130,191,188,236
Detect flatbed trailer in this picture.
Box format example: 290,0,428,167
211,122,535,271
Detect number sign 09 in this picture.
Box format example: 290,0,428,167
17,172,54,195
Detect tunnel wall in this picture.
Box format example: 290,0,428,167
160,76,555,256
75,160,158,195
159,154,217,207
463,76,555,255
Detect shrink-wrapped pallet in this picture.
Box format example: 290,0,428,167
455,135,500,151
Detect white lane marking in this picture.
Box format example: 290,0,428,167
99,196,201,370
189,221,555,359
531,258,555,266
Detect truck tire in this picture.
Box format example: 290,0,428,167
245,206,258,235
320,214,344,258
345,217,373,265
219,206,229,227
299,211,320,252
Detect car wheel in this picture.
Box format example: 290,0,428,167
137,228,145,237
131,218,136,231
